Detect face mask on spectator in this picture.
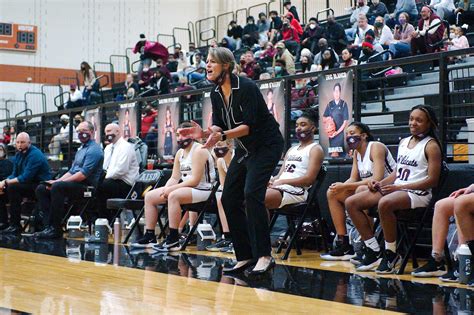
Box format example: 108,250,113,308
358,1,364,6
79,132,91,144
105,134,116,143
362,48,371,55
177,138,193,149
374,22,383,28
214,147,229,158
74,119,81,126
61,120,68,127
309,24,316,30
319,44,328,51
274,66,282,73
296,130,312,141
0,151,5,158
398,17,406,25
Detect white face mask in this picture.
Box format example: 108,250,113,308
0,151,5,158
309,24,316,30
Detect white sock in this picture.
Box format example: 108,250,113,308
364,237,380,252
385,241,396,253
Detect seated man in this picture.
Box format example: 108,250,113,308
265,111,324,210
66,84,84,109
33,121,104,239
132,121,216,250
411,6,446,55
48,114,78,159
0,132,52,234
96,123,139,221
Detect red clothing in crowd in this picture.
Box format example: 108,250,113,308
282,26,301,43
2,133,10,144
141,110,157,137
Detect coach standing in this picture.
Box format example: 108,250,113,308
179,47,284,276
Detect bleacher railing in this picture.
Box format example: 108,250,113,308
1,48,473,168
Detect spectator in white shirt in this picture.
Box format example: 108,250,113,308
48,114,78,159
429,0,455,19
352,14,375,47
66,84,84,109
346,1,370,41
373,16,394,48
447,26,469,51
96,123,140,221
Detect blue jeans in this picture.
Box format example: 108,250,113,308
389,42,411,58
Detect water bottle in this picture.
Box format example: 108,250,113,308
458,244,472,284
114,218,122,244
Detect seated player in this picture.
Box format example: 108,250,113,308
347,105,442,273
411,184,470,280
206,140,234,253
132,121,216,250
322,122,396,261
265,110,324,210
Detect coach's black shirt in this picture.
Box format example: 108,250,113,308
211,74,282,155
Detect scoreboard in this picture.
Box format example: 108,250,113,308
0,22,37,52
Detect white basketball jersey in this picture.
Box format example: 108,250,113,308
179,142,216,190
279,142,318,188
356,142,396,179
394,136,433,194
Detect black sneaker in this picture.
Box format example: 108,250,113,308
376,250,401,274
321,241,356,261
356,247,382,272
440,260,459,283
206,239,232,252
0,225,21,235
350,250,364,267
179,233,197,246
153,237,181,252
130,233,157,248
412,257,447,277
220,242,234,253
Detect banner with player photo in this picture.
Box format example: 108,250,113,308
157,97,180,159
258,80,286,137
118,102,137,140
84,107,101,144
318,70,353,159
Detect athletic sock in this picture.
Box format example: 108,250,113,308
385,241,396,253
364,237,380,252
340,235,350,245
168,228,179,243
431,250,444,262
224,232,232,241
145,229,155,236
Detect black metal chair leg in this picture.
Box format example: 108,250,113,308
181,211,205,250
444,240,453,271
398,221,425,275
124,208,144,243
282,214,306,260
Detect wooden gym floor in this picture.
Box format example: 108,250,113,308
0,236,473,314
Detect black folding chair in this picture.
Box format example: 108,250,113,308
179,182,220,250
269,166,327,260
395,162,450,275
106,170,163,243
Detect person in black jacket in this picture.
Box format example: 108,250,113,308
301,17,326,54
268,10,283,43
227,20,243,49
367,0,389,24
178,47,284,276
242,16,259,47
284,1,300,22
326,15,348,54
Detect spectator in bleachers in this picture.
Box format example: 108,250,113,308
454,1,474,26
173,44,182,59
2,126,11,145
284,1,300,22
389,12,416,58
281,17,301,57
373,16,394,48
141,103,157,139
258,42,277,64
176,50,190,76
273,59,290,78
138,60,154,89
96,123,139,221
8,126,16,148
0,144,13,231
301,17,326,54
134,34,152,79
227,20,243,50
411,6,446,55
359,41,383,64
242,16,259,48
187,42,197,65
257,13,271,45
326,15,348,54
155,57,172,80
274,42,296,75
340,48,358,67
346,0,370,41
166,54,178,73
367,0,389,24
429,0,456,19
80,61,99,104
386,0,418,28
188,53,207,83
314,38,340,65
65,84,84,109
220,37,236,51
447,25,470,51
33,121,104,239
122,74,139,100
151,68,170,95
240,51,262,80
300,54,313,73
316,49,340,71
351,14,375,49
48,114,78,160
0,132,51,235
286,12,303,36
268,10,283,43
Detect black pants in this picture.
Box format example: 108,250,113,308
36,181,88,228
0,182,37,226
222,140,284,261
96,178,131,220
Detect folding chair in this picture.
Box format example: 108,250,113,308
179,182,220,251
395,162,450,275
106,170,164,243
61,185,98,232
268,166,327,260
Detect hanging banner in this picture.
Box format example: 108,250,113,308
84,107,101,144
157,97,180,159
258,80,286,137
118,102,137,140
318,70,353,159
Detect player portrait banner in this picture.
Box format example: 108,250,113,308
118,102,137,140
318,70,353,159
84,107,101,144
258,80,285,137
157,97,180,159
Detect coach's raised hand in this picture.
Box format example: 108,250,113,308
177,120,208,140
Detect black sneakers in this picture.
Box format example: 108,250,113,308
131,233,157,248
440,260,459,283
206,239,232,252
321,240,356,261
356,247,382,271
411,257,447,277
376,250,401,274
153,237,181,252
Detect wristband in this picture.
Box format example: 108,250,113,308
220,131,227,141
